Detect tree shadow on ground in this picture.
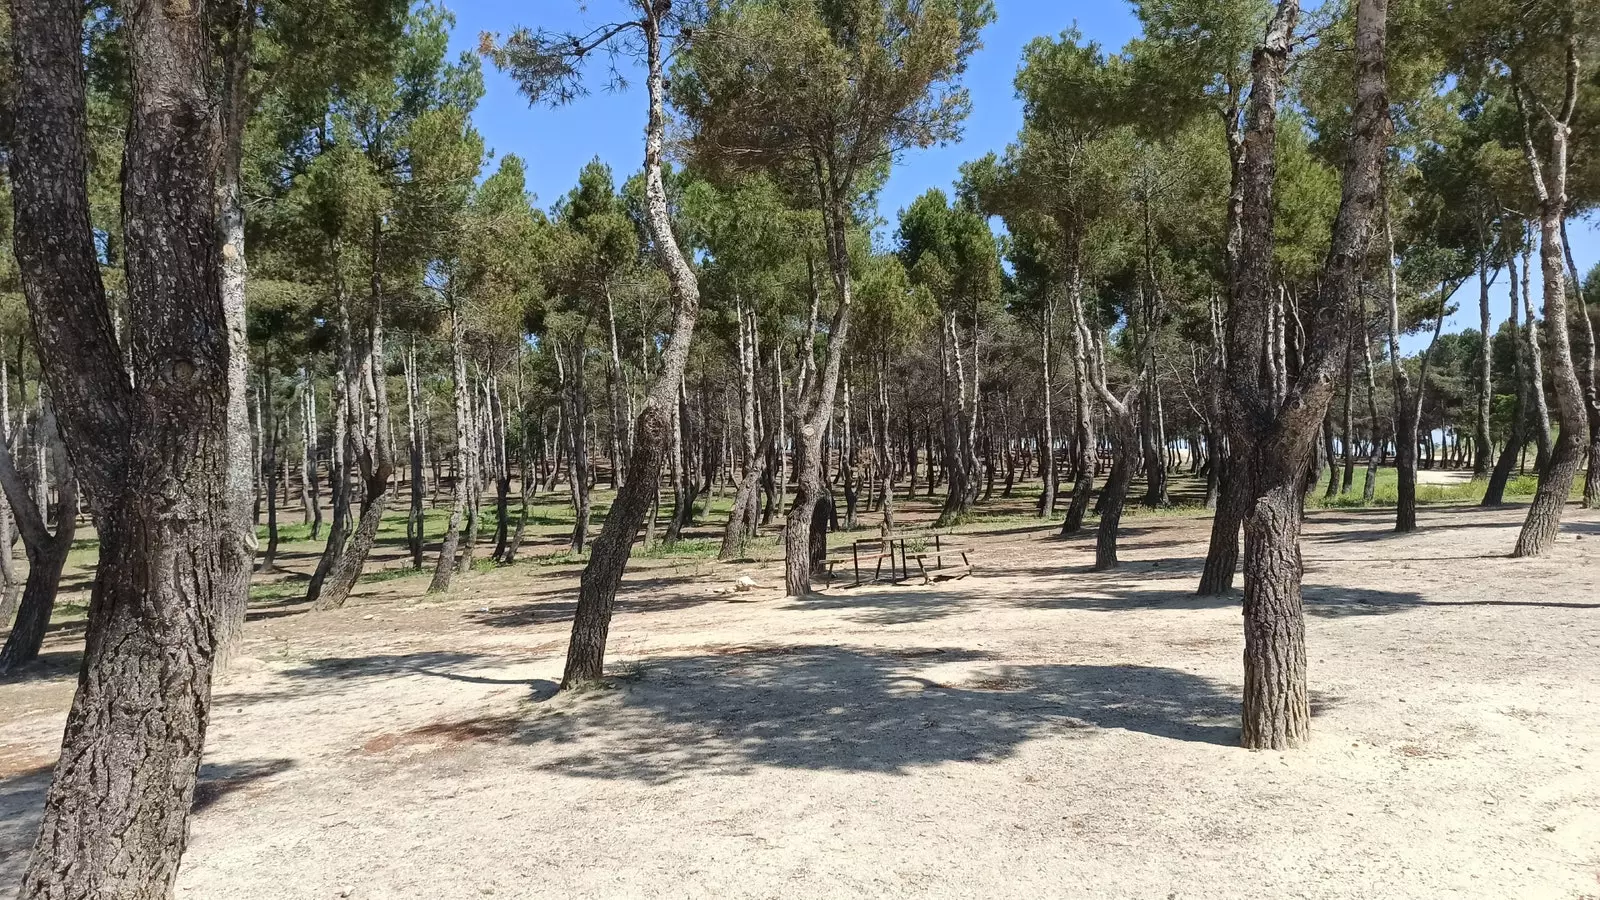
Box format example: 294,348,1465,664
0,649,83,684
464,645,1283,783
0,756,298,887
790,585,971,626
466,575,722,629
0,765,52,887
191,758,297,813
219,651,552,706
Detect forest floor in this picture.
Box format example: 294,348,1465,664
1,473,1598,898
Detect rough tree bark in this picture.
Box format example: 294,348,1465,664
782,180,855,597
8,0,244,892
1223,0,1388,749
1512,45,1586,556
561,4,704,687
0,409,76,674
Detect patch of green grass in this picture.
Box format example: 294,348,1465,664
1306,468,1545,510
249,580,306,603
637,537,720,560
358,565,425,585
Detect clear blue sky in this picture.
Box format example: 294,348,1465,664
445,0,1596,354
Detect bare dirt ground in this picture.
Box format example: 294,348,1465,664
2,500,1598,898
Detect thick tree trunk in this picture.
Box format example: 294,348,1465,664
1514,81,1588,555
1224,0,1387,749
8,0,242,891
1094,417,1136,570
1239,458,1311,750
561,9,703,688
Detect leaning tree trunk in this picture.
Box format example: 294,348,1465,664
1094,414,1137,570
0,410,76,674
8,0,244,892
561,7,703,688
1512,54,1586,556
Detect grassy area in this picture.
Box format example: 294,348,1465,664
1305,467,1543,509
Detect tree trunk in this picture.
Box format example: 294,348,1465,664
783,177,856,597
1061,263,1096,536
404,344,425,569
561,8,704,688
1038,302,1057,517
8,0,242,890
301,368,323,539
217,15,259,651
1225,0,1387,749
312,236,397,610
259,359,282,573
1513,57,1588,555
1518,244,1555,472
429,307,473,593
0,408,76,674
1559,218,1598,509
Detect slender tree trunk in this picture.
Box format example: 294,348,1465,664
301,368,322,538
430,307,473,592
1518,244,1555,472
259,359,281,572
216,12,258,651
783,180,856,597
0,409,76,674
1061,262,1096,535
1559,218,1598,509
404,344,425,569
313,222,397,610
561,8,704,687
1038,301,1057,517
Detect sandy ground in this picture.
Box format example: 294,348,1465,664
2,502,1598,899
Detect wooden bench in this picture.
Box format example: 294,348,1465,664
830,532,976,587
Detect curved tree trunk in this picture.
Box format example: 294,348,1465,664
1513,59,1587,555
561,8,704,688
0,410,76,674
